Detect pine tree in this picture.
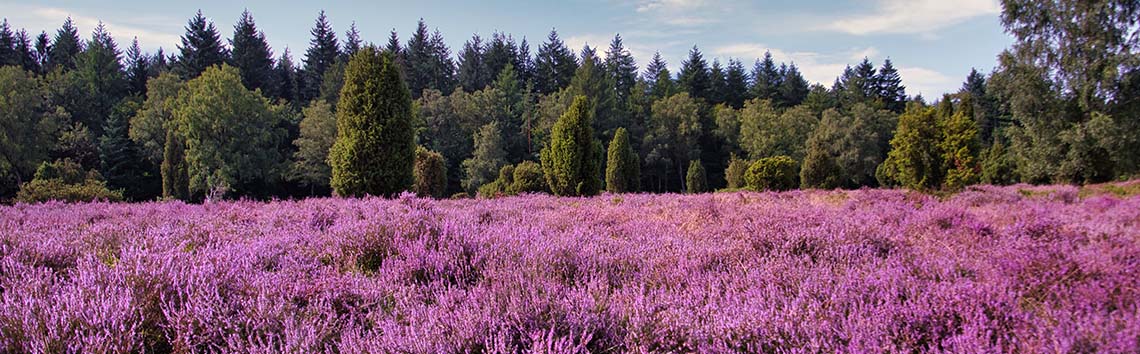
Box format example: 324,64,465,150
49,17,82,72
271,48,297,103
413,146,447,198
457,34,487,92
14,30,37,73
877,59,907,113
678,46,711,102
74,23,127,137
230,10,275,93
778,63,810,107
483,32,521,85
329,47,415,197
723,59,750,108
751,52,781,101
302,11,339,103
404,20,455,98
645,52,674,99
541,95,601,196
605,127,639,193
0,20,17,66
125,38,150,96
343,22,362,59
685,160,707,193
517,37,534,83
533,29,577,95
604,34,638,109
709,59,727,105
175,11,228,79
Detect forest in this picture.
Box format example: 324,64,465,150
1,0,1138,202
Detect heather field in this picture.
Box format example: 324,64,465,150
1,183,1138,353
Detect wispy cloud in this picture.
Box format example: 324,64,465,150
633,0,719,27
895,66,959,98
6,5,182,52
823,0,1000,36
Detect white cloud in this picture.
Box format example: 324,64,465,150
633,0,718,27
896,66,959,98
6,5,182,52
636,0,707,13
824,0,1000,36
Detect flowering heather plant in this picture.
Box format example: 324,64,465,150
0,183,1138,353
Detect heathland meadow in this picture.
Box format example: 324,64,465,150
1,182,1137,352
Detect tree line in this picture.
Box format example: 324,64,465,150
1,1,1137,202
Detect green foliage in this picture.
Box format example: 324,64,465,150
329,47,415,197
940,100,982,190
740,100,817,162
477,164,514,198
643,93,701,192
175,11,228,79
230,10,275,93
605,127,639,193
99,98,153,200
161,129,189,200
801,139,842,189
509,160,546,194
290,100,337,191
541,96,601,196
413,146,447,198
981,139,1018,185
16,159,122,203
462,122,507,194
724,154,749,189
745,155,798,192
685,159,707,194
802,104,896,189
533,30,577,95
301,11,340,103
881,104,944,190
0,66,60,195
129,73,184,163
170,65,285,198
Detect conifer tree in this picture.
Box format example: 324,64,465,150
33,31,50,74
644,52,674,99
161,129,189,200
124,38,150,96
462,122,507,193
302,11,339,102
413,146,447,198
533,29,577,94
457,34,487,92
14,30,37,73
605,127,639,193
751,52,781,101
881,103,943,190
678,46,711,102
483,32,521,85
329,47,415,197
404,20,455,98
604,34,638,108
723,59,750,108
877,59,907,113
271,48,297,103
175,11,228,79
49,17,82,72
541,95,601,196
230,10,275,93
778,63,810,107
343,22,362,59
685,160,707,193
74,23,127,137
940,96,981,190
99,100,147,200
709,59,727,105
0,20,17,66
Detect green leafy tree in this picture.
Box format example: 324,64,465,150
510,160,546,194
329,47,415,197
170,65,285,198
462,122,508,194
724,154,748,189
290,100,337,193
941,97,982,190
685,160,707,194
175,11,228,79
541,95,601,196
413,146,447,198
129,73,184,164
980,139,1018,185
800,138,842,189
229,10,275,93
605,127,639,193
739,100,817,162
0,67,62,195
881,103,943,190
161,129,189,200
642,93,701,192
745,155,798,191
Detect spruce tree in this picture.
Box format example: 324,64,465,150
778,63,810,107
483,32,521,85
175,11,228,79
230,10,275,93
645,52,674,99
940,96,981,190
605,127,639,193
49,17,82,72
709,59,727,105
125,38,150,96
302,11,339,103
404,20,455,98
457,34,487,92
541,95,601,196
685,160,707,194
33,31,50,74
723,59,750,108
343,22,362,59
329,47,415,197
678,46,711,102
533,29,577,95
15,30,37,73
751,52,781,101
0,20,17,66
604,34,638,109
99,100,146,200
271,48,297,103
74,23,127,137
877,59,907,113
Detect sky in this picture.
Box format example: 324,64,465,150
0,0,1013,97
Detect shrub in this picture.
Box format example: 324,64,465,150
413,146,447,198
510,161,546,194
541,96,601,196
686,160,707,194
746,155,798,191
724,154,749,189
16,159,123,203
477,165,515,198
605,127,639,193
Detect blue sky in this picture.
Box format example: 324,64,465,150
1,0,1012,96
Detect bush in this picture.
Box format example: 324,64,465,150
746,156,798,191
510,161,546,194
477,165,515,198
686,160,707,194
541,96,601,196
413,146,447,198
724,154,749,189
605,127,639,193
16,159,123,203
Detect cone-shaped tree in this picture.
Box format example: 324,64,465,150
881,103,943,190
413,146,447,198
329,46,414,197
541,95,601,196
686,159,707,194
160,129,189,200
605,127,639,193
175,11,228,79
230,10,274,93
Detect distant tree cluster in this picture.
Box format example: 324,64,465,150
1,0,1137,202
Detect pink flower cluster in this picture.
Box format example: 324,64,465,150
1,185,1137,352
